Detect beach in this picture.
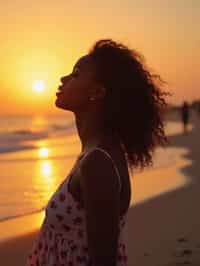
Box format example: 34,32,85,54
0,110,200,266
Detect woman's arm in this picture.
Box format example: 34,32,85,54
80,149,120,266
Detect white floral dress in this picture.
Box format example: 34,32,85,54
25,147,128,266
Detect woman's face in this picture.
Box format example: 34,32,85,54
55,54,101,112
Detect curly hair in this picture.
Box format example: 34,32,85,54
88,39,171,174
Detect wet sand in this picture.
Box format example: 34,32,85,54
124,110,200,265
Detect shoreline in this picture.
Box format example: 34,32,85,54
0,211,45,244
124,112,200,265
0,111,200,265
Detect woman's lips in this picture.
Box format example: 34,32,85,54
56,86,64,96
58,85,64,91
56,91,63,96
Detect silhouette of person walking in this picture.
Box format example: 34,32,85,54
197,102,200,119
180,101,190,134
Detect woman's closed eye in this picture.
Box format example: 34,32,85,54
71,66,80,76
70,70,79,79
72,71,79,77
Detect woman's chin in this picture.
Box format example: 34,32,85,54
54,97,71,111
55,98,65,109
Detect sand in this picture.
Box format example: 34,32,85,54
0,110,200,266
124,110,200,265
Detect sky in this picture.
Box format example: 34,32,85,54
0,0,199,115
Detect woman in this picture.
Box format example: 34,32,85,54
26,39,169,266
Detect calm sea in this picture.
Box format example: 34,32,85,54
0,114,192,222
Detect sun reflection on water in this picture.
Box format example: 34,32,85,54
35,146,59,205
41,160,52,177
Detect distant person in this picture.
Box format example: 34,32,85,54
180,101,190,133
197,102,200,119
26,39,169,266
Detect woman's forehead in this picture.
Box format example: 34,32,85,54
74,55,95,71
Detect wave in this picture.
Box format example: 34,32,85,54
0,122,75,154
0,130,49,154
0,153,77,162
0,144,36,154
0,206,46,223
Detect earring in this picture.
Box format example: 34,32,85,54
89,97,95,101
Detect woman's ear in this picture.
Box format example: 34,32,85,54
89,86,106,101
96,86,107,100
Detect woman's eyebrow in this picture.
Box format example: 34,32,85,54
72,65,80,73
73,62,82,70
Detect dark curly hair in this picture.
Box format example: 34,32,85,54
88,39,171,175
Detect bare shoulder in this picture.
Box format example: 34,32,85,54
78,148,123,264
78,146,131,218
79,148,120,195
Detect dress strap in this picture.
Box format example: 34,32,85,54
79,147,122,193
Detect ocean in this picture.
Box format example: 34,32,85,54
0,114,193,223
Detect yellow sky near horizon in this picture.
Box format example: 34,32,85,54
0,1,199,115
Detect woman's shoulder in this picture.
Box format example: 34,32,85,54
77,144,131,217
78,144,122,175
79,144,125,190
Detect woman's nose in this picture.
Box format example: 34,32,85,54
60,76,66,84
60,75,69,84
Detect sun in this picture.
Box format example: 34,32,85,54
33,80,46,93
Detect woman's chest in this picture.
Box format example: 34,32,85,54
45,176,85,232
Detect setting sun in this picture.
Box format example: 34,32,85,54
33,80,46,93
38,147,49,158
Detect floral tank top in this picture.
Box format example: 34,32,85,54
25,147,129,266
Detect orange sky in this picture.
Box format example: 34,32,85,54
0,1,199,115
